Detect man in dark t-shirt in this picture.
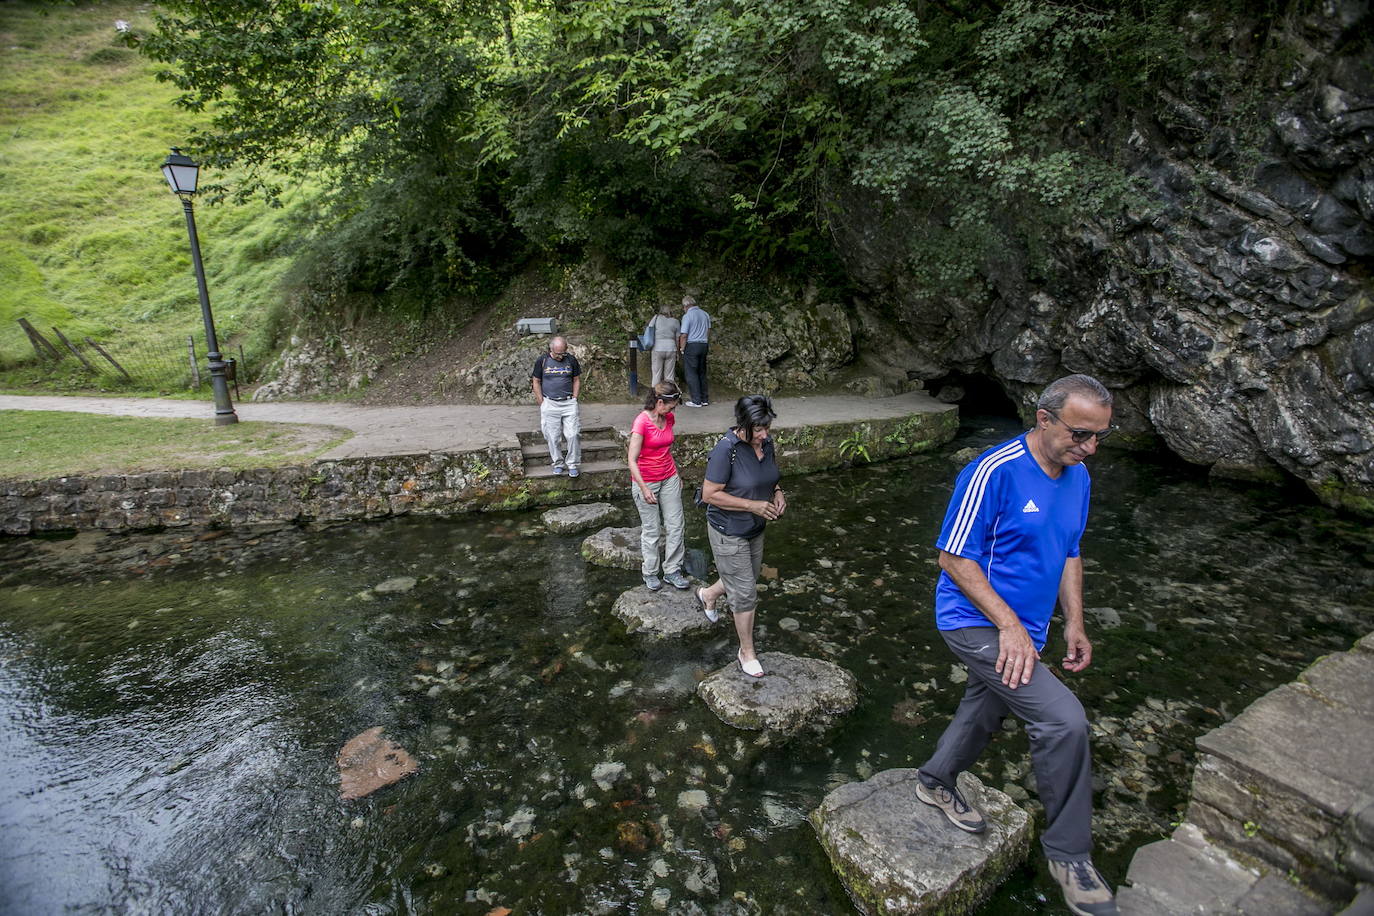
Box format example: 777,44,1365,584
530,336,583,477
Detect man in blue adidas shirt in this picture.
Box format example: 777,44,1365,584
916,374,1120,916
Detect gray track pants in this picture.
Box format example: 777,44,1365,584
920,626,1095,862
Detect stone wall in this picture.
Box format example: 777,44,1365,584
1,409,956,535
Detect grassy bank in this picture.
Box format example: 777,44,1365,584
0,1,312,394
1,411,351,478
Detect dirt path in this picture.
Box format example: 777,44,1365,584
1,391,952,459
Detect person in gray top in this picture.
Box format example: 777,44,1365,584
530,337,582,478
695,395,785,678
646,304,681,386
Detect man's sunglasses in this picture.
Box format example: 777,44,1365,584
1044,408,1116,444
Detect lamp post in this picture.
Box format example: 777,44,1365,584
161,147,238,425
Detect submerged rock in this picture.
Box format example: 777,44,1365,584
611,585,718,639
697,652,858,735
811,769,1031,916
337,727,420,800
542,503,621,535
373,576,418,594
581,527,642,570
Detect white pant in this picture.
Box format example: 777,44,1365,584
651,350,677,386
539,398,580,469
632,473,685,576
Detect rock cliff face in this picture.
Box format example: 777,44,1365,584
835,6,1374,514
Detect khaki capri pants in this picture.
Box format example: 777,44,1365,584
707,526,764,614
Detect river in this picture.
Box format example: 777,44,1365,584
2,416,1371,914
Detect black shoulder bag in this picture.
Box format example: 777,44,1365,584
693,439,737,509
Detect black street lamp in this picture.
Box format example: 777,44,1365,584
161,147,238,425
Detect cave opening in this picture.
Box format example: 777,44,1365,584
926,371,1021,427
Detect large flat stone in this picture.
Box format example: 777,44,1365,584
1120,824,1334,915
1123,826,1259,912
1299,650,1374,718
1196,682,1374,818
810,769,1031,916
580,526,642,569
697,652,858,735
541,502,621,535
1120,823,1330,915
611,584,717,639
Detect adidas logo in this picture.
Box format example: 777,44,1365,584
1022,499,1040,513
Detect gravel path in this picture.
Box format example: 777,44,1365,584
0,391,951,459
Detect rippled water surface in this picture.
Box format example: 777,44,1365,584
3,418,1372,915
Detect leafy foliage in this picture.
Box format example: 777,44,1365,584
130,0,1282,306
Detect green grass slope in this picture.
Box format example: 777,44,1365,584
0,1,311,393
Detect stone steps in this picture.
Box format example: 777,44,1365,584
1119,632,1374,914
518,426,628,479
516,425,629,480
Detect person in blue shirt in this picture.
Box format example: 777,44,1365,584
916,374,1121,916
676,295,712,408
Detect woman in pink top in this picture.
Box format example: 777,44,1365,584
628,381,691,591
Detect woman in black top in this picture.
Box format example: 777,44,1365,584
696,395,786,677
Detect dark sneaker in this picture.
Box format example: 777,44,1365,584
662,570,691,590
1048,860,1119,916
643,574,662,591
914,770,986,834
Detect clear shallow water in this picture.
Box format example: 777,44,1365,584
2,418,1372,915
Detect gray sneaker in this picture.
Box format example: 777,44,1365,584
643,574,662,591
662,570,691,590
915,770,986,834
1047,860,1119,916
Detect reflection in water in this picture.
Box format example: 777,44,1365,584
2,420,1372,914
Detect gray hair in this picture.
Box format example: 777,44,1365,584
682,295,696,309
658,303,673,316
1037,374,1112,411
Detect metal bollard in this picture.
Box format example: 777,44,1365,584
627,338,640,398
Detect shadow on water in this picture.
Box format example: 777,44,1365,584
2,420,1372,915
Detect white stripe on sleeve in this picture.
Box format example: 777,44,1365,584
943,440,1024,556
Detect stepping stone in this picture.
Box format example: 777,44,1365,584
697,652,858,734
581,526,642,569
810,769,1031,916
611,584,719,639
542,502,621,535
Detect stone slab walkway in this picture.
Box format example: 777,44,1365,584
0,391,951,460
1119,630,1374,913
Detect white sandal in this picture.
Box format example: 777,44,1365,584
696,588,719,623
737,650,764,678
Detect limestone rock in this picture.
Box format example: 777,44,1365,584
337,727,420,800
810,769,1032,916
611,585,718,639
697,652,858,735
581,526,642,569
542,502,621,535
829,10,1374,515
373,576,417,593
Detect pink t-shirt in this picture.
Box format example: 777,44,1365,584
632,410,677,482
